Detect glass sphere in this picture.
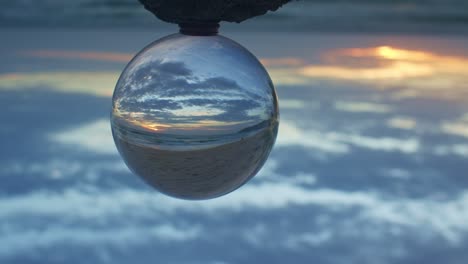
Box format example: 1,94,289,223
111,33,279,200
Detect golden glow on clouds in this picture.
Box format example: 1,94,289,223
114,109,169,132
0,50,129,97
4,46,468,101
339,46,433,62
134,117,248,134
114,103,250,134
264,46,468,100
0,72,118,97
260,57,307,67
125,116,249,134
21,50,133,62
264,68,311,86
131,120,166,132
300,61,433,80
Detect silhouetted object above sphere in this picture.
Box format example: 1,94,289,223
138,0,292,24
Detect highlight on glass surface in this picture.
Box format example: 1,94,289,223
111,33,279,200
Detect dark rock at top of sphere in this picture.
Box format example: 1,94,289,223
138,0,292,24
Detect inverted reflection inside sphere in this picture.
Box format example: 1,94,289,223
111,33,279,200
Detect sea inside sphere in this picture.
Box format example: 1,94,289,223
111,33,279,200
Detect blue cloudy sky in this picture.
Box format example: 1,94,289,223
1,29,468,263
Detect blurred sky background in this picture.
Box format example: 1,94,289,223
1,0,468,264
2,0,468,33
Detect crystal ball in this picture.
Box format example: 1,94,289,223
111,33,279,200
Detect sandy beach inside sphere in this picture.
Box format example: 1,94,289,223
112,123,278,200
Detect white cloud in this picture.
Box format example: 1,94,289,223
0,184,367,218
440,113,468,138
1,159,128,183
170,105,225,117
0,72,117,97
288,172,318,185
1,170,468,259
277,121,350,154
2,181,468,247
257,159,317,185
1,158,128,179
334,101,392,113
442,121,468,138
434,144,468,157
0,224,200,257
285,230,333,249
277,120,420,154
328,132,420,153
280,99,319,110
254,158,279,180
1,159,83,180
48,117,420,161
242,223,269,247
49,119,117,155
387,117,417,130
